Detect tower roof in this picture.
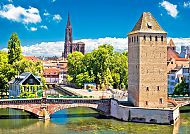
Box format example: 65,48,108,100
129,12,166,35
66,13,71,27
168,39,175,47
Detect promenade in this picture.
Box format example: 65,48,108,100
60,85,113,99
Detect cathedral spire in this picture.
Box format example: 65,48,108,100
67,13,71,27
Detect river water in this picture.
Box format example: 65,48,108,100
0,107,189,134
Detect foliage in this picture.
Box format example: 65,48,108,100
0,33,45,95
67,44,128,89
174,78,189,96
8,33,23,64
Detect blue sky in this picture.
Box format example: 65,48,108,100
0,0,190,56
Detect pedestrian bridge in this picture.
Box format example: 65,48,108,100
0,98,110,119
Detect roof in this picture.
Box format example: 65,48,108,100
167,47,179,60
129,12,166,35
43,68,62,75
9,72,42,85
168,39,175,47
25,56,40,62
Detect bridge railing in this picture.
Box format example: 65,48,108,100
0,98,110,105
0,98,42,105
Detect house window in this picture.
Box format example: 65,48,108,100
161,36,163,41
132,37,133,42
155,36,158,41
157,86,160,91
134,36,136,42
146,87,149,91
150,35,152,41
160,98,163,104
146,101,148,105
29,79,34,84
144,35,146,41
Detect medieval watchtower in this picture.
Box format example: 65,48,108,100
128,12,167,108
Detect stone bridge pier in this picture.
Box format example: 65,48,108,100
0,98,111,120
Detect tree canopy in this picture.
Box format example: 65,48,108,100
67,44,128,90
173,78,189,96
0,33,44,95
8,33,23,64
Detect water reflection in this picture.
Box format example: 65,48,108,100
1,107,190,134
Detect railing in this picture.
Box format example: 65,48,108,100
0,98,110,105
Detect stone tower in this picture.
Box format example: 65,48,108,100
128,12,168,108
64,14,73,58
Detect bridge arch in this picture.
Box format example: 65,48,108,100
0,105,41,118
48,103,99,116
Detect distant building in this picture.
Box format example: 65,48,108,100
43,68,66,84
9,72,43,98
168,66,189,94
167,39,190,72
63,14,85,58
179,46,190,58
128,12,167,108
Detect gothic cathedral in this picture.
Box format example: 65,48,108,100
63,14,85,59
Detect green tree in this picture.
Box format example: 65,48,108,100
67,44,128,90
174,78,189,96
8,33,23,64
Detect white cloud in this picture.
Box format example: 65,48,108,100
8,0,13,2
40,25,48,30
52,0,56,2
0,4,41,24
2,37,190,57
184,1,190,8
159,1,178,18
12,37,128,56
53,14,62,23
43,10,50,16
30,27,37,31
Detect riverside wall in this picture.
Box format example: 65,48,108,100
110,99,180,124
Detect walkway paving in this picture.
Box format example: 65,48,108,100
60,85,113,99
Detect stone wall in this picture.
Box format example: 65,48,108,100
110,99,180,124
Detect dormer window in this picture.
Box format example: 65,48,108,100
147,22,152,29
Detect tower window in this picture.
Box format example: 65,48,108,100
144,35,146,41
129,37,131,43
146,87,149,91
157,86,160,91
134,36,136,42
159,98,163,104
132,37,133,42
146,101,148,105
155,36,158,41
150,35,152,41
161,36,163,41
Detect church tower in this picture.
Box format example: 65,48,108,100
128,12,168,108
64,14,73,58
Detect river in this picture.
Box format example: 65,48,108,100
0,107,189,134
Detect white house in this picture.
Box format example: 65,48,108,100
168,66,189,94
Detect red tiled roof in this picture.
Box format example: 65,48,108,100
167,47,179,60
25,56,40,62
43,68,62,75
175,58,190,61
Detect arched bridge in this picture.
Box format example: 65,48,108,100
0,98,111,119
